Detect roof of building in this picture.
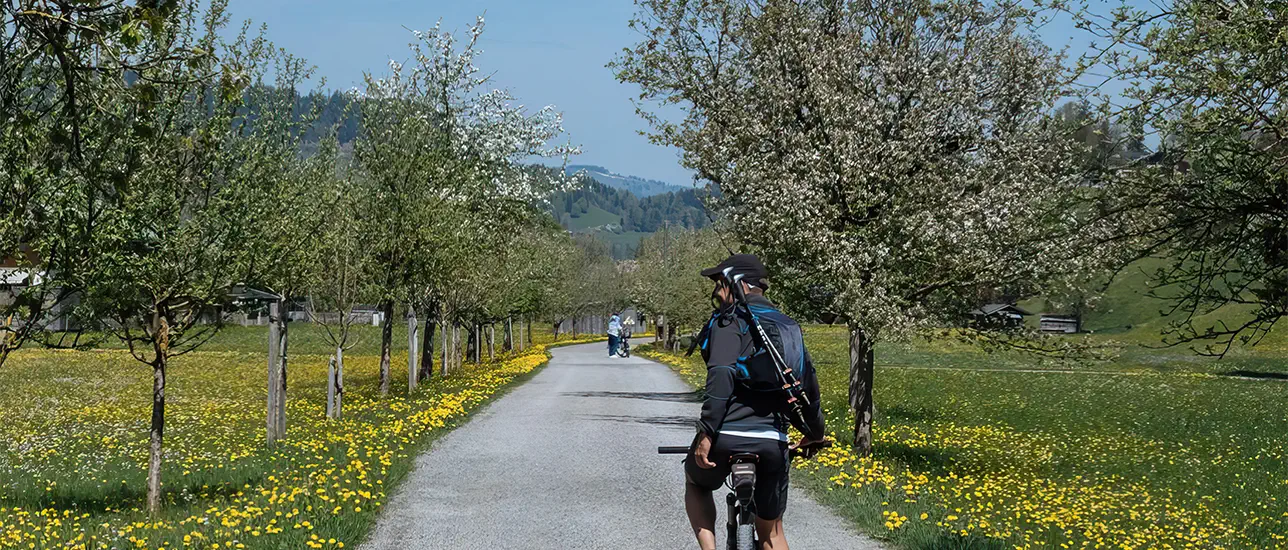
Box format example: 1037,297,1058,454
969,303,1033,317
227,285,281,301
0,267,42,286
1040,314,1080,321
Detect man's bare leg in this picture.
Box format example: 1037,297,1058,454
685,481,718,550
755,517,788,549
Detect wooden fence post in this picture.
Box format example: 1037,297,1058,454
267,301,280,444
408,306,418,391
326,355,336,418
276,309,288,439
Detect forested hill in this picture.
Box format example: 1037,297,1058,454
277,90,709,259
548,176,710,259
565,165,687,197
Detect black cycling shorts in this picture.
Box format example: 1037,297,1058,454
685,433,790,521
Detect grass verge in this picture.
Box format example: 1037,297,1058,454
639,326,1288,549
0,335,603,550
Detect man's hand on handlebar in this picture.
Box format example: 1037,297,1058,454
694,433,717,469
789,436,831,459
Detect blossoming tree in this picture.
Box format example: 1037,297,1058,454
615,0,1106,453
1080,0,1288,355
352,16,576,394
630,227,729,350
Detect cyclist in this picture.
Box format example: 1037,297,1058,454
684,254,827,550
607,312,622,357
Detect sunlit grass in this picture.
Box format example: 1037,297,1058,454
0,328,603,549
641,326,1288,548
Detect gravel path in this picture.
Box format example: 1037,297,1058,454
361,340,884,549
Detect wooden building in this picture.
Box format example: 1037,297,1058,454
968,303,1033,328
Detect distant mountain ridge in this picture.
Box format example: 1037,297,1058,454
567,165,688,197
548,168,709,259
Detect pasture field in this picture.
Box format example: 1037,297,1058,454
641,327,1288,549
0,324,600,550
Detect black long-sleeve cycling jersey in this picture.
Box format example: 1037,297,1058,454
697,294,826,443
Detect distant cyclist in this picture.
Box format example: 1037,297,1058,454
683,254,826,550
607,312,623,357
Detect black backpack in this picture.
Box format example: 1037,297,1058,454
690,303,807,393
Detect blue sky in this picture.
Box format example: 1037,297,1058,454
224,1,1120,187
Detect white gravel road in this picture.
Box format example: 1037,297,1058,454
360,340,884,550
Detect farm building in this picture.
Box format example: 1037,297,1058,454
1,249,77,332
1039,315,1081,334
968,303,1032,328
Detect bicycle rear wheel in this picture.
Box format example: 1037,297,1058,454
735,522,755,550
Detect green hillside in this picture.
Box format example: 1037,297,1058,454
1018,257,1286,350
562,205,620,230
1083,257,1172,333
549,174,709,259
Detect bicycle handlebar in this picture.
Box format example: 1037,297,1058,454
657,440,832,458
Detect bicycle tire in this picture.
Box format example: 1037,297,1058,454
735,522,755,550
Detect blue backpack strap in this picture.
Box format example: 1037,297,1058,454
685,310,721,357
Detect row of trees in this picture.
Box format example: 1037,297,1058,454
0,1,599,514
615,0,1286,454
628,226,729,349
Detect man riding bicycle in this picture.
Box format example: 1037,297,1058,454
684,254,827,550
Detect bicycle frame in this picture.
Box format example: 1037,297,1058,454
658,441,831,549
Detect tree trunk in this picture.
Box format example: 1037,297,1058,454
456,322,464,367
146,313,170,516
487,324,495,361
467,323,477,364
848,323,876,456
504,317,514,351
408,306,419,391
474,324,481,363
421,304,437,382
526,317,533,348
452,322,461,369
378,299,393,395
266,301,281,443
441,314,449,376
336,346,344,417
420,301,438,381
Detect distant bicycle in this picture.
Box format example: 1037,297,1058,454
658,440,831,550
617,329,632,357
